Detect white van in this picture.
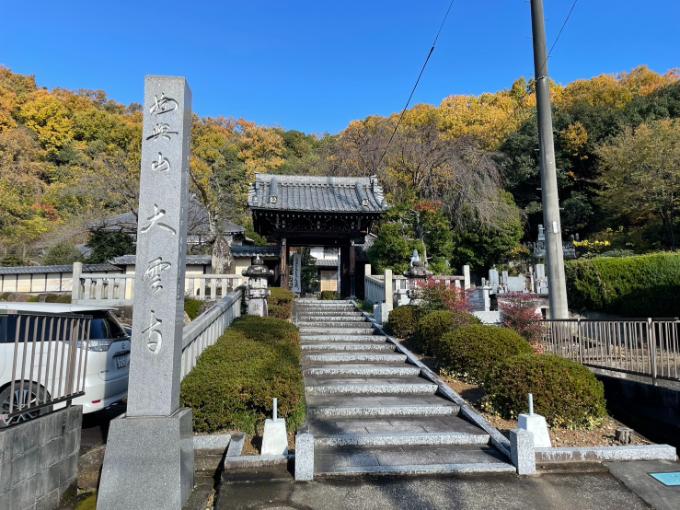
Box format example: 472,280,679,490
0,303,130,423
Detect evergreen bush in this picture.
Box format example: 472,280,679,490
415,310,480,355
320,290,339,300
565,252,680,316
184,297,203,320
485,354,607,429
386,305,420,339
180,316,306,434
437,325,531,383
269,287,294,319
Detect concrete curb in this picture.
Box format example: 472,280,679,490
223,454,290,468
193,433,232,450
536,445,678,463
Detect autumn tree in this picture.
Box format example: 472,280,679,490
597,119,680,249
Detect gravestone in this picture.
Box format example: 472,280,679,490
98,76,193,510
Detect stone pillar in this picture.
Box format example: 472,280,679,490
364,263,372,277
243,255,271,317
482,285,491,312
463,265,471,290
280,238,288,289
383,269,393,311
71,261,82,301
294,430,314,481
510,428,536,475
349,242,356,298
98,76,193,510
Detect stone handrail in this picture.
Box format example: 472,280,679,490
73,271,245,305
74,273,135,306
181,289,242,380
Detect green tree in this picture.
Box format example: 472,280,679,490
43,241,81,265
86,229,135,263
597,119,680,249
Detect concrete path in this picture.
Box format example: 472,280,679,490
294,299,514,477
215,463,649,510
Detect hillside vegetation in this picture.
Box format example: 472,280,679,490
1,66,679,271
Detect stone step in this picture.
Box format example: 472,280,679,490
300,327,375,335
297,301,357,310
306,394,458,418
297,321,371,329
297,315,367,321
303,352,407,363
305,377,438,396
314,431,490,448
304,364,420,377
314,445,513,476
301,343,395,352
297,299,350,304
301,335,388,343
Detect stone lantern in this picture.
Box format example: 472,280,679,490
404,249,431,303
242,255,273,317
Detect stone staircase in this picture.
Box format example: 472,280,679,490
295,299,515,477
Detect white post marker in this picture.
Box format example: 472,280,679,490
518,392,551,447
261,397,288,456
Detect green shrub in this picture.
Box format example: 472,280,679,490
184,297,203,320
180,315,306,434
320,290,339,300
437,325,532,383
43,294,71,303
386,305,420,339
565,252,680,317
416,310,481,355
269,287,294,319
486,354,607,429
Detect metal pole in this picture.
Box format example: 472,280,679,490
530,0,569,319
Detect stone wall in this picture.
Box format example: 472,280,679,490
0,406,82,510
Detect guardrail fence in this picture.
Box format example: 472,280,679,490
180,289,242,380
541,318,680,383
0,311,91,425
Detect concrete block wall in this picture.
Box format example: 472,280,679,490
0,406,82,510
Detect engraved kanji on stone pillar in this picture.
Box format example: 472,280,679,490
127,77,192,417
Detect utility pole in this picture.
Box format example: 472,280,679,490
530,0,569,318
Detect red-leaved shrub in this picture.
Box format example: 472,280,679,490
499,293,544,351
416,279,469,313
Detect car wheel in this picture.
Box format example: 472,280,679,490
0,382,52,427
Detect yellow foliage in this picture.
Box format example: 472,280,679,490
561,121,589,159
19,89,74,153
438,79,535,149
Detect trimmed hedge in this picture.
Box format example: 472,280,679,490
180,315,306,434
486,354,607,429
269,287,294,320
415,310,481,355
565,252,680,317
437,325,532,383
184,297,203,320
320,290,340,300
386,305,420,339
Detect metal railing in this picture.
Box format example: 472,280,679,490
1,311,91,425
541,318,680,383
180,289,242,380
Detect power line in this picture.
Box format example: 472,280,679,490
374,0,456,172
548,0,579,58
536,0,580,78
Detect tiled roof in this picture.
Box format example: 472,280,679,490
248,174,388,213
314,259,339,267
231,245,279,258
110,255,212,266
0,263,120,275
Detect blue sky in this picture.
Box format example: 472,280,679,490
1,1,678,134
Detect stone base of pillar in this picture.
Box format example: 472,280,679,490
97,408,194,510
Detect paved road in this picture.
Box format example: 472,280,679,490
214,464,657,510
